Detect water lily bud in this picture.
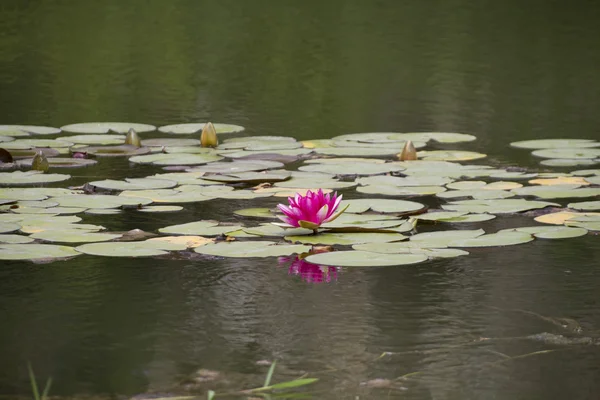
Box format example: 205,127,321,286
200,122,218,148
399,140,417,161
125,128,142,147
31,150,49,172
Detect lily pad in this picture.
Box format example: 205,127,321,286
437,189,515,200
0,234,35,244
357,175,454,187
2,139,74,149
219,148,313,159
141,138,200,147
415,211,496,223
75,242,168,257
233,208,276,218
352,242,469,258
0,125,61,136
510,139,599,149
532,148,600,160
446,231,534,247
511,185,600,199
17,157,98,169
442,199,559,214
120,189,212,203
61,122,156,134
242,224,313,237
85,208,123,215
201,170,291,184
568,201,600,211
31,230,122,243
0,171,71,186
158,123,245,134
540,158,599,167
304,250,428,267
0,222,21,234
274,178,357,190
284,232,407,245
312,146,401,157
52,194,152,209
529,177,591,186
409,229,485,247
87,178,178,192
342,199,426,214
188,160,284,173
138,205,184,213
194,240,312,258
389,132,477,143
159,220,243,236
178,185,272,200
129,153,223,166
357,185,446,196
80,145,151,157
11,206,87,215
145,235,214,250
499,226,588,239
299,162,404,176
417,150,487,162
0,243,80,260
57,134,125,145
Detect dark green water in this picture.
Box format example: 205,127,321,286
1,1,600,399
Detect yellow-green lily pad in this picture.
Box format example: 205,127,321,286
159,220,242,236
234,208,276,218
52,194,152,209
285,232,407,245
0,125,60,136
0,171,71,186
87,178,178,192
0,243,80,260
158,123,245,134
446,231,534,247
129,153,223,166
304,250,428,267
532,148,600,159
194,240,312,258
0,234,34,244
442,199,559,213
61,122,156,134
352,242,469,258
75,242,168,257
568,201,600,211
57,134,125,145
511,185,600,199
342,199,426,214
0,222,21,234
138,205,184,213
31,230,122,243
499,226,588,239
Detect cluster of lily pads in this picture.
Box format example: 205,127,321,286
0,123,598,269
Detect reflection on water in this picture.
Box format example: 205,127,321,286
278,255,338,283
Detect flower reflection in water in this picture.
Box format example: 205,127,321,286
278,255,338,283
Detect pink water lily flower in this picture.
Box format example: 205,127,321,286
277,189,348,232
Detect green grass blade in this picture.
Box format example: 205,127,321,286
252,378,319,392
41,377,53,400
263,361,277,388
27,363,40,400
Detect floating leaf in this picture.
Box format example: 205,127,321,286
304,250,428,267
312,146,400,157
0,222,21,234
0,125,61,135
571,169,600,177
389,132,477,143
18,157,97,169
2,139,73,149
499,226,588,239
75,242,168,257
510,139,599,149
87,178,178,192
298,162,404,176
0,171,70,186
159,220,243,236
512,185,600,199
342,199,426,214
357,175,453,187
242,224,313,237
437,189,514,200
194,240,312,258
532,148,600,160
159,123,245,134
79,145,151,157
568,201,600,211
85,208,122,215
141,138,200,147
0,234,34,244
442,199,559,213
11,206,87,215
61,122,156,134
129,153,223,166
52,194,152,209
201,170,291,184
446,181,522,190
447,231,534,247
178,185,272,200
286,231,408,245
145,235,213,250
189,160,284,173
234,208,276,218
253,187,334,197
58,134,125,145
0,243,80,260
274,177,357,190
352,242,469,258
31,230,122,243
415,211,496,223
409,229,485,247
540,158,599,167
138,205,183,213
529,177,591,186
417,150,487,161
0,188,81,201
120,189,212,203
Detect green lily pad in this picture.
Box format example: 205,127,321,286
510,139,599,149
437,189,515,200
564,219,600,231
415,211,496,223
499,226,588,239
0,243,80,260
274,178,357,190
299,162,404,176
129,153,223,166
177,185,272,200
159,220,243,236
158,123,245,134
0,125,61,135
446,181,522,190
52,194,152,209
2,139,74,149
312,147,401,157
137,205,184,213
219,148,313,159
194,240,312,258
417,150,487,161
358,185,446,197
447,231,534,247
532,148,600,159
342,199,426,214
141,138,200,147
80,145,151,157
57,134,126,145
357,175,454,187
489,171,539,180
442,199,559,213
61,122,156,134
188,160,284,173
0,234,35,244
7,148,61,160
540,158,599,167
234,208,276,218
304,250,428,267
0,222,21,234
511,185,600,199
242,224,313,237
75,242,168,257
571,169,600,177
17,157,98,169
84,208,122,215
389,132,477,143
11,206,87,215
31,230,122,243
352,242,469,258
285,232,407,245
119,189,212,203
409,229,485,247
201,170,291,184
0,171,71,186
87,178,178,191
568,201,600,211
322,215,413,232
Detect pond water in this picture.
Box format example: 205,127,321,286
1,1,600,399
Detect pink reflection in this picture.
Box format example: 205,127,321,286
278,256,338,283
